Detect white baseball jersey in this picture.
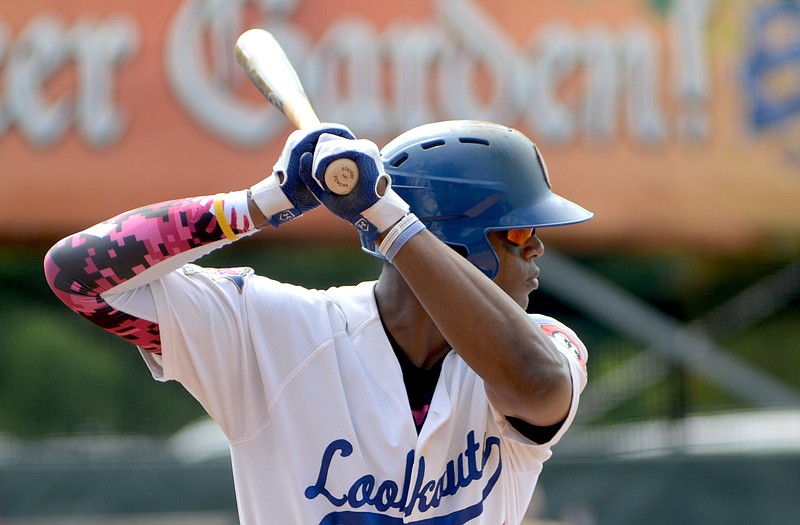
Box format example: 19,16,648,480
110,264,588,524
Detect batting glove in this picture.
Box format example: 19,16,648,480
250,124,355,227
299,135,409,241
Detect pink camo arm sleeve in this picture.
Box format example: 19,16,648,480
44,195,255,354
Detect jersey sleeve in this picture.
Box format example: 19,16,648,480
143,265,348,440
489,314,588,457
532,314,588,394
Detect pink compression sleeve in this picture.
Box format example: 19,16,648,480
44,195,255,354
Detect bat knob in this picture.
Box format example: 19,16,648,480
324,158,359,195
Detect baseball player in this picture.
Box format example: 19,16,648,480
44,120,592,524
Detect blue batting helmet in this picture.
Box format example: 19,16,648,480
361,120,593,279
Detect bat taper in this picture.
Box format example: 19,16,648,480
235,28,359,195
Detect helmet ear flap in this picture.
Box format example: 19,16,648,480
444,241,498,280
360,233,502,278
445,243,468,258
464,239,501,279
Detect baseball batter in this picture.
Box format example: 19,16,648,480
44,120,592,524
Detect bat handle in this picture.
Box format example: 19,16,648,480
283,99,321,131
282,99,359,196
275,105,359,195
234,28,359,194
272,100,360,195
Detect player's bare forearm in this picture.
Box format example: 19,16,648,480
390,230,573,427
44,194,256,353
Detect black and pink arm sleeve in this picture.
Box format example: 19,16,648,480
44,195,255,354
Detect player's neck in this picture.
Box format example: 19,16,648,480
375,265,450,369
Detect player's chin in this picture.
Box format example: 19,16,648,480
513,290,531,309
518,283,539,309
496,279,532,309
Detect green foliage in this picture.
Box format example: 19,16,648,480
727,310,800,387
0,308,206,437
557,250,800,425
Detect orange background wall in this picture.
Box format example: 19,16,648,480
1,0,799,252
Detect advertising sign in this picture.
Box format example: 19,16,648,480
1,0,798,251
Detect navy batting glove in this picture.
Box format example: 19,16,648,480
250,124,355,227
299,135,409,241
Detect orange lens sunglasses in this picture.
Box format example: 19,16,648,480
503,228,535,246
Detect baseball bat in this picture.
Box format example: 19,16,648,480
234,28,359,195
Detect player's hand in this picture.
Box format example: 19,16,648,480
299,135,409,241
249,124,355,227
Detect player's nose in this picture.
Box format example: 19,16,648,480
522,234,545,259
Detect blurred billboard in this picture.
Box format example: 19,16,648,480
0,0,798,251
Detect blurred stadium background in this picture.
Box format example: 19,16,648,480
1,0,799,523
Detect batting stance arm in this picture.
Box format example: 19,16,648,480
391,232,573,428
307,136,573,429
44,124,353,353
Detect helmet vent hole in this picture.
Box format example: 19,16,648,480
459,137,490,146
388,152,409,167
421,139,446,150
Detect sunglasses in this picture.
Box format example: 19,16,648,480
502,228,536,246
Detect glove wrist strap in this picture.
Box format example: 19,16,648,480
250,176,303,227
359,188,410,238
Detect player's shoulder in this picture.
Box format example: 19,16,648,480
320,281,379,330
180,263,254,293
528,314,588,374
